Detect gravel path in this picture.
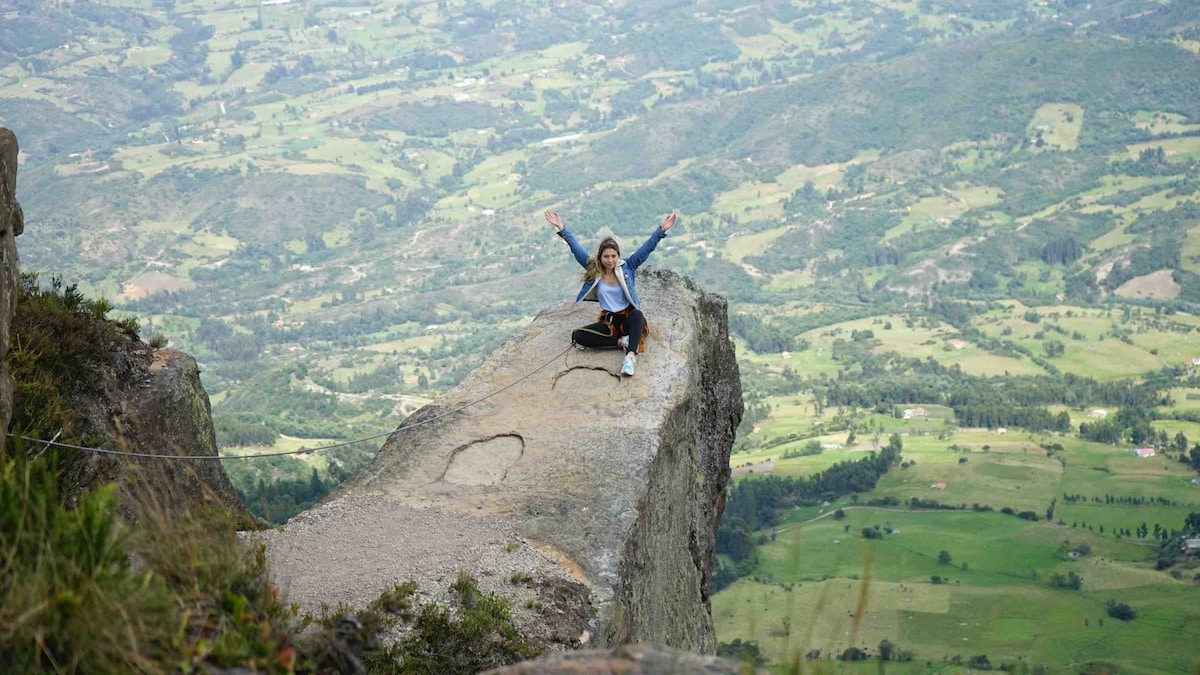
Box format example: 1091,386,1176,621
252,494,593,643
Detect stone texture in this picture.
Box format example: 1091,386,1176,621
0,128,21,437
61,345,251,524
264,268,741,652
0,127,243,522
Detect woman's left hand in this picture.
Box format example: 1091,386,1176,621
660,213,678,233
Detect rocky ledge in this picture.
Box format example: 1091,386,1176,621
261,268,742,652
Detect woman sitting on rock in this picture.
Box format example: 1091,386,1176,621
544,209,677,376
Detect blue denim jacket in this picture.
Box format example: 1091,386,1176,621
557,226,666,310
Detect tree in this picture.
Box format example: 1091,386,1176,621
938,550,953,565
1173,432,1189,453
716,639,764,665
968,654,993,670
309,467,323,498
878,638,896,661
839,647,868,661
1106,600,1136,621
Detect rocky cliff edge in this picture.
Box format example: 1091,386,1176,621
261,268,742,653
0,128,22,436
0,127,246,524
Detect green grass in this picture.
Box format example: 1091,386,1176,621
1182,224,1200,275
1027,103,1084,152
724,226,790,264
717,507,1200,672
721,411,1200,671
1126,135,1200,161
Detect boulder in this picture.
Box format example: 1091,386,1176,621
262,268,741,652
60,345,252,524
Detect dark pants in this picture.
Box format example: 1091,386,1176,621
572,308,645,354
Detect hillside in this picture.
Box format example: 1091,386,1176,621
4,0,1200,669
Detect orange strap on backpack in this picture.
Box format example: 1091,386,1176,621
597,307,649,353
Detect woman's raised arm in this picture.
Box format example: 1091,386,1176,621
626,212,676,270
546,209,590,268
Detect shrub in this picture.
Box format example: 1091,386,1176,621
356,571,541,672
1106,600,1137,621
6,273,144,444
717,639,765,665
0,446,297,672
968,654,993,670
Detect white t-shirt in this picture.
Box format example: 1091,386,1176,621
597,280,629,311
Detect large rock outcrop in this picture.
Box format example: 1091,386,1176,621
0,128,22,435
0,128,245,522
262,268,741,652
60,345,252,524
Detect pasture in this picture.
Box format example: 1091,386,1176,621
717,451,1200,672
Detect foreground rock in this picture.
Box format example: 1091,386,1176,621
62,346,252,524
262,269,741,652
0,128,244,523
0,128,22,435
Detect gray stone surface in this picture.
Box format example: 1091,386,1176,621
263,268,741,653
0,128,21,437
0,128,242,522
61,345,250,524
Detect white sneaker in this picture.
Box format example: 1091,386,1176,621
621,351,637,376
617,335,629,350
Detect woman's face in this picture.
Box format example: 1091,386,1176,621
601,248,619,270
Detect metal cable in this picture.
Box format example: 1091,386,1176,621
8,344,574,460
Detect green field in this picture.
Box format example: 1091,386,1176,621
6,1,1200,669
717,437,1200,672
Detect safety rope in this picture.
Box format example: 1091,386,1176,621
7,344,575,460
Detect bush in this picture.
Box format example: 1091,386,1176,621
1106,600,1137,621
7,272,143,445
717,639,765,665
968,654,993,670
0,446,297,672
353,571,541,672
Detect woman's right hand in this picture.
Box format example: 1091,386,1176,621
544,210,564,232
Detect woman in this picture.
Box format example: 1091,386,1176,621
545,209,677,376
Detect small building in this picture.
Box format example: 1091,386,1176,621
931,482,947,490
903,407,928,420
1133,447,1156,458
1183,539,1200,556
1090,409,1107,419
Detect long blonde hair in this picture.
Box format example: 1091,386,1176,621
581,237,620,283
